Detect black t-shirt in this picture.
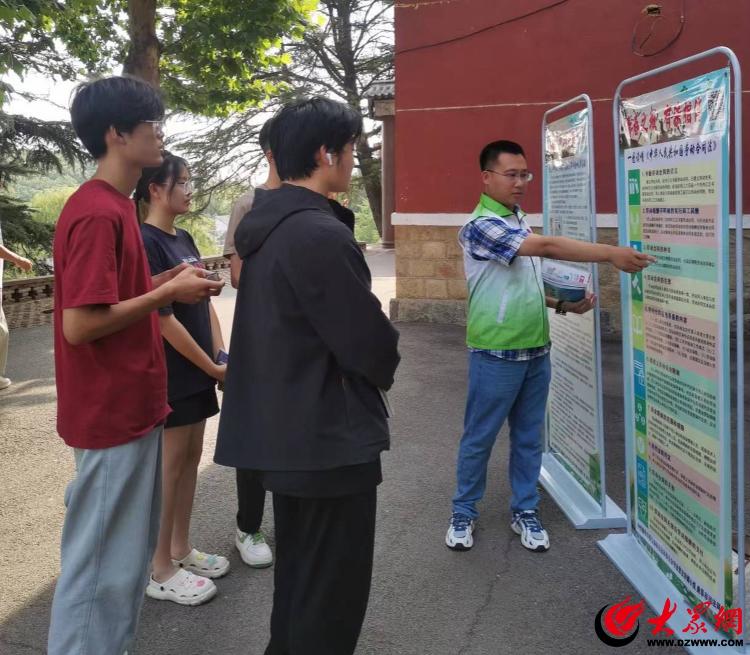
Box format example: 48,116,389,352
141,223,215,402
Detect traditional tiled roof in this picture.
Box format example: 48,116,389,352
364,80,395,100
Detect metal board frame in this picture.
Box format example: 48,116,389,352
540,94,626,529
598,47,744,655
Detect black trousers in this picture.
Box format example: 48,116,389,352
236,468,266,534
264,489,377,655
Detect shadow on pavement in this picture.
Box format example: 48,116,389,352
2,320,748,654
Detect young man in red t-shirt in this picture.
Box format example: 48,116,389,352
47,76,224,655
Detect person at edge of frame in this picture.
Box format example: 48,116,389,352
0,237,33,390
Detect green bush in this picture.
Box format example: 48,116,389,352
29,187,78,225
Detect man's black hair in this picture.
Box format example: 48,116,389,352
269,97,362,181
479,140,525,171
133,152,188,222
259,117,274,153
70,76,165,159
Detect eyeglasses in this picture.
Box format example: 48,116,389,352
157,180,193,194
176,180,194,194
484,170,534,183
142,120,165,137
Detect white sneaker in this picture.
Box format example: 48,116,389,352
445,513,475,550
0,376,11,390
236,528,273,568
511,509,550,552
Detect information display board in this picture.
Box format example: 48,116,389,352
620,68,732,612
544,108,602,503
539,97,626,530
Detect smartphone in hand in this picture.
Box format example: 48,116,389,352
215,349,229,391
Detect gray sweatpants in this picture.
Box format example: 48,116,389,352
48,426,163,655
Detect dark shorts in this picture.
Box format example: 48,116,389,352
166,387,219,429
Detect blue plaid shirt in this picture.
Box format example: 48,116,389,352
460,211,551,362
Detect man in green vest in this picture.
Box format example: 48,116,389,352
446,140,653,552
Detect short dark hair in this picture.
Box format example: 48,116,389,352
269,97,362,181
479,140,525,171
70,76,165,159
133,152,188,221
259,117,274,152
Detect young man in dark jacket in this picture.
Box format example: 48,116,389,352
215,97,400,655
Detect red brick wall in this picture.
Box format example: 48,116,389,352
394,0,750,215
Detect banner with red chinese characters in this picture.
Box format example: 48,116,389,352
619,68,733,624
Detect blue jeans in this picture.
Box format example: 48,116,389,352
452,351,551,519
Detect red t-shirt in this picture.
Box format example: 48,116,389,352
53,179,170,449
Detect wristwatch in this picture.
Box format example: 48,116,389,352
555,299,567,315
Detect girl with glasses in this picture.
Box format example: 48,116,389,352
135,153,229,605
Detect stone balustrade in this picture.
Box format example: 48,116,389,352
2,255,230,330
2,276,54,305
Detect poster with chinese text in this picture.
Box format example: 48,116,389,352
543,108,602,503
620,68,732,616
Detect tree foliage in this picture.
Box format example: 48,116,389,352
0,1,89,273
177,1,394,235
49,0,317,115
28,186,77,224
0,0,319,274
1,0,393,273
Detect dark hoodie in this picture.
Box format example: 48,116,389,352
214,184,400,483
327,197,355,232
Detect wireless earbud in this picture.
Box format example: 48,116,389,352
325,152,333,166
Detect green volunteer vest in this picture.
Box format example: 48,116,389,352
462,194,549,350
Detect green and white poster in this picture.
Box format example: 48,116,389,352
543,108,602,503
620,68,732,614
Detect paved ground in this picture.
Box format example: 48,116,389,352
0,249,747,654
